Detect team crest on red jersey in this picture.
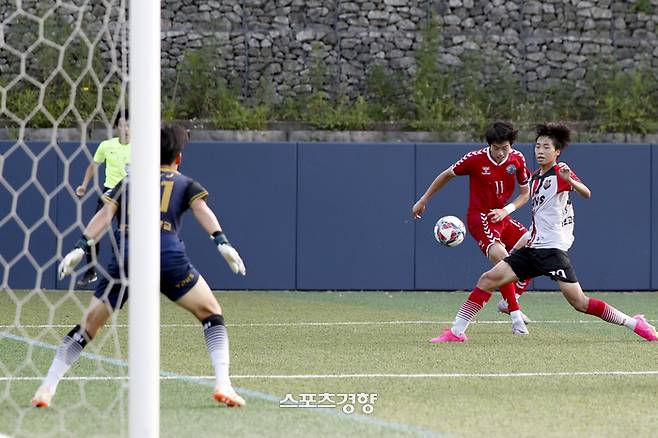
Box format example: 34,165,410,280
506,164,516,174
481,166,491,175
543,179,551,189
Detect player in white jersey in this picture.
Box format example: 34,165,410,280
431,123,657,342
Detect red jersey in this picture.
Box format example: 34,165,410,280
451,147,530,214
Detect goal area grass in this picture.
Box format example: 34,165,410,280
2,290,657,437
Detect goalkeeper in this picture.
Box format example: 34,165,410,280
32,124,247,408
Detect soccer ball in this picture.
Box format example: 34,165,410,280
434,216,466,247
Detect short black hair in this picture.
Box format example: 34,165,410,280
113,108,129,128
161,124,189,165
535,123,571,150
485,121,518,145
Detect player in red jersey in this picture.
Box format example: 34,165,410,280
431,123,657,342
413,121,532,334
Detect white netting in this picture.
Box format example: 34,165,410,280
0,1,129,435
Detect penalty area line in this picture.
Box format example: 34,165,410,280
2,319,654,329
3,370,658,381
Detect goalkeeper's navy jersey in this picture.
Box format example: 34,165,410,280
102,167,208,251
159,167,208,250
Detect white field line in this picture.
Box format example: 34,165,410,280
0,332,442,438
3,370,658,382
2,319,655,329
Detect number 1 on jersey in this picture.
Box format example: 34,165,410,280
161,181,174,212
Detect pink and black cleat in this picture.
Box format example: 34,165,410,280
430,328,468,343
633,315,658,341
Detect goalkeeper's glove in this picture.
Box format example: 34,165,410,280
58,237,92,280
212,231,246,276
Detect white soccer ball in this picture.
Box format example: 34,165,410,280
434,215,466,247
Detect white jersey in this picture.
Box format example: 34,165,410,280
527,164,579,251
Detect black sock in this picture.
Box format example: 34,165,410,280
55,324,91,366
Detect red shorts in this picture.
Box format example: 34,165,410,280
467,212,528,256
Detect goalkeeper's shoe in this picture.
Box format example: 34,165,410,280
430,328,467,343
31,386,55,408
633,315,658,341
213,384,246,407
497,297,531,324
76,270,98,289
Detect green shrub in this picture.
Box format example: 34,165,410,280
408,20,457,131
632,0,653,14
365,64,409,121
172,48,223,119
588,65,657,133
317,95,373,130
212,86,270,130
2,24,658,135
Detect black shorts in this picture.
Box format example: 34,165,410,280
94,237,201,309
96,187,120,227
504,247,578,283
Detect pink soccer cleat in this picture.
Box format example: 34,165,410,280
633,315,658,341
430,328,468,343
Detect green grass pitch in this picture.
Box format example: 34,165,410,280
1,290,657,437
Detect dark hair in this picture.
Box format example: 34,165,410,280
535,123,571,150
161,124,189,165
113,108,129,128
485,121,518,145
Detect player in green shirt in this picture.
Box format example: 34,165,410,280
75,110,130,287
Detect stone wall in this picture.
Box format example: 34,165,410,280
1,1,657,101
161,0,658,98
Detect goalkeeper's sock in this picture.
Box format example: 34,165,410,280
86,242,99,275
82,241,97,265
202,314,231,385
42,325,91,391
451,287,492,336
586,297,636,330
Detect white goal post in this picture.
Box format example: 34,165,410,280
128,0,160,437
1,1,162,435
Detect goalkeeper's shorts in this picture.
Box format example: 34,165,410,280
160,250,201,301
94,250,201,309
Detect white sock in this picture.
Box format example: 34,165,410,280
42,358,70,392
623,317,637,330
203,316,231,387
451,316,470,336
510,310,524,324
209,348,230,385
41,325,89,392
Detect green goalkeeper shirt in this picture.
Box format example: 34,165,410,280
93,137,131,189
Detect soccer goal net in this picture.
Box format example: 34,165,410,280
0,1,158,436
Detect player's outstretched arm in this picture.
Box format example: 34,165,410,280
58,202,118,279
558,162,591,198
190,198,246,275
412,167,456,219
